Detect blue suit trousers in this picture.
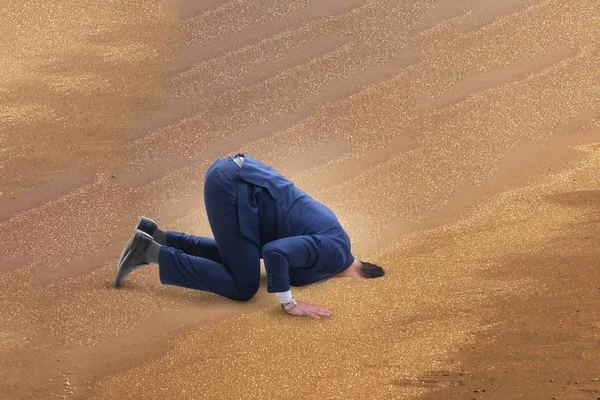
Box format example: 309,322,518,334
158,157,336,300
159,158,262,300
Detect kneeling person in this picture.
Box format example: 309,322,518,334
115,153,385,318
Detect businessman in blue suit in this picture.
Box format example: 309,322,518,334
115,153,384,318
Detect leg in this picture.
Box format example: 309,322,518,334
159,247,254,299
135,215,222,263
165,231,223,264
159,233,260,301
159,160,261,301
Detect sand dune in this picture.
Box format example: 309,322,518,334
1,0,599,398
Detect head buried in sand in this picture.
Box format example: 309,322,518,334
359,261,385,278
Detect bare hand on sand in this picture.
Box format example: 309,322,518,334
285,300,333,319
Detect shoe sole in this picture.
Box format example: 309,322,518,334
117,216,145,267
114,232,147,287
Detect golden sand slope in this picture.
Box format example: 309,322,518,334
0,1,180,198
1,0,600,399
91,140,600,400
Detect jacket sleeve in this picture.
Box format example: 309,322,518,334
261,235,321,293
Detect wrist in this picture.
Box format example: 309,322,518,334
281,297,297,311
275,290,293,304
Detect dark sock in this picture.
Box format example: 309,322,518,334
152,227,167,245
144,240,161,264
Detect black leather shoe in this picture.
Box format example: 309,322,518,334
114,230,153,287
118,216,158,267
137,216,158,236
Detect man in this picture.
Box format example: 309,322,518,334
115,153,384,318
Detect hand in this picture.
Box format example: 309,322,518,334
284,300,332,318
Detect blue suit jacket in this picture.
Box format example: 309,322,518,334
234,154,354,292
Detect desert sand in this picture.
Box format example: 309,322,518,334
1,0,599,399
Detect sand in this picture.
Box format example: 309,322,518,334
1,0,599,399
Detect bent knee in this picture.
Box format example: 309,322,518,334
232,282,259,301
233,289,257,301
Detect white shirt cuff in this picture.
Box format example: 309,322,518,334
275,290,293,304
